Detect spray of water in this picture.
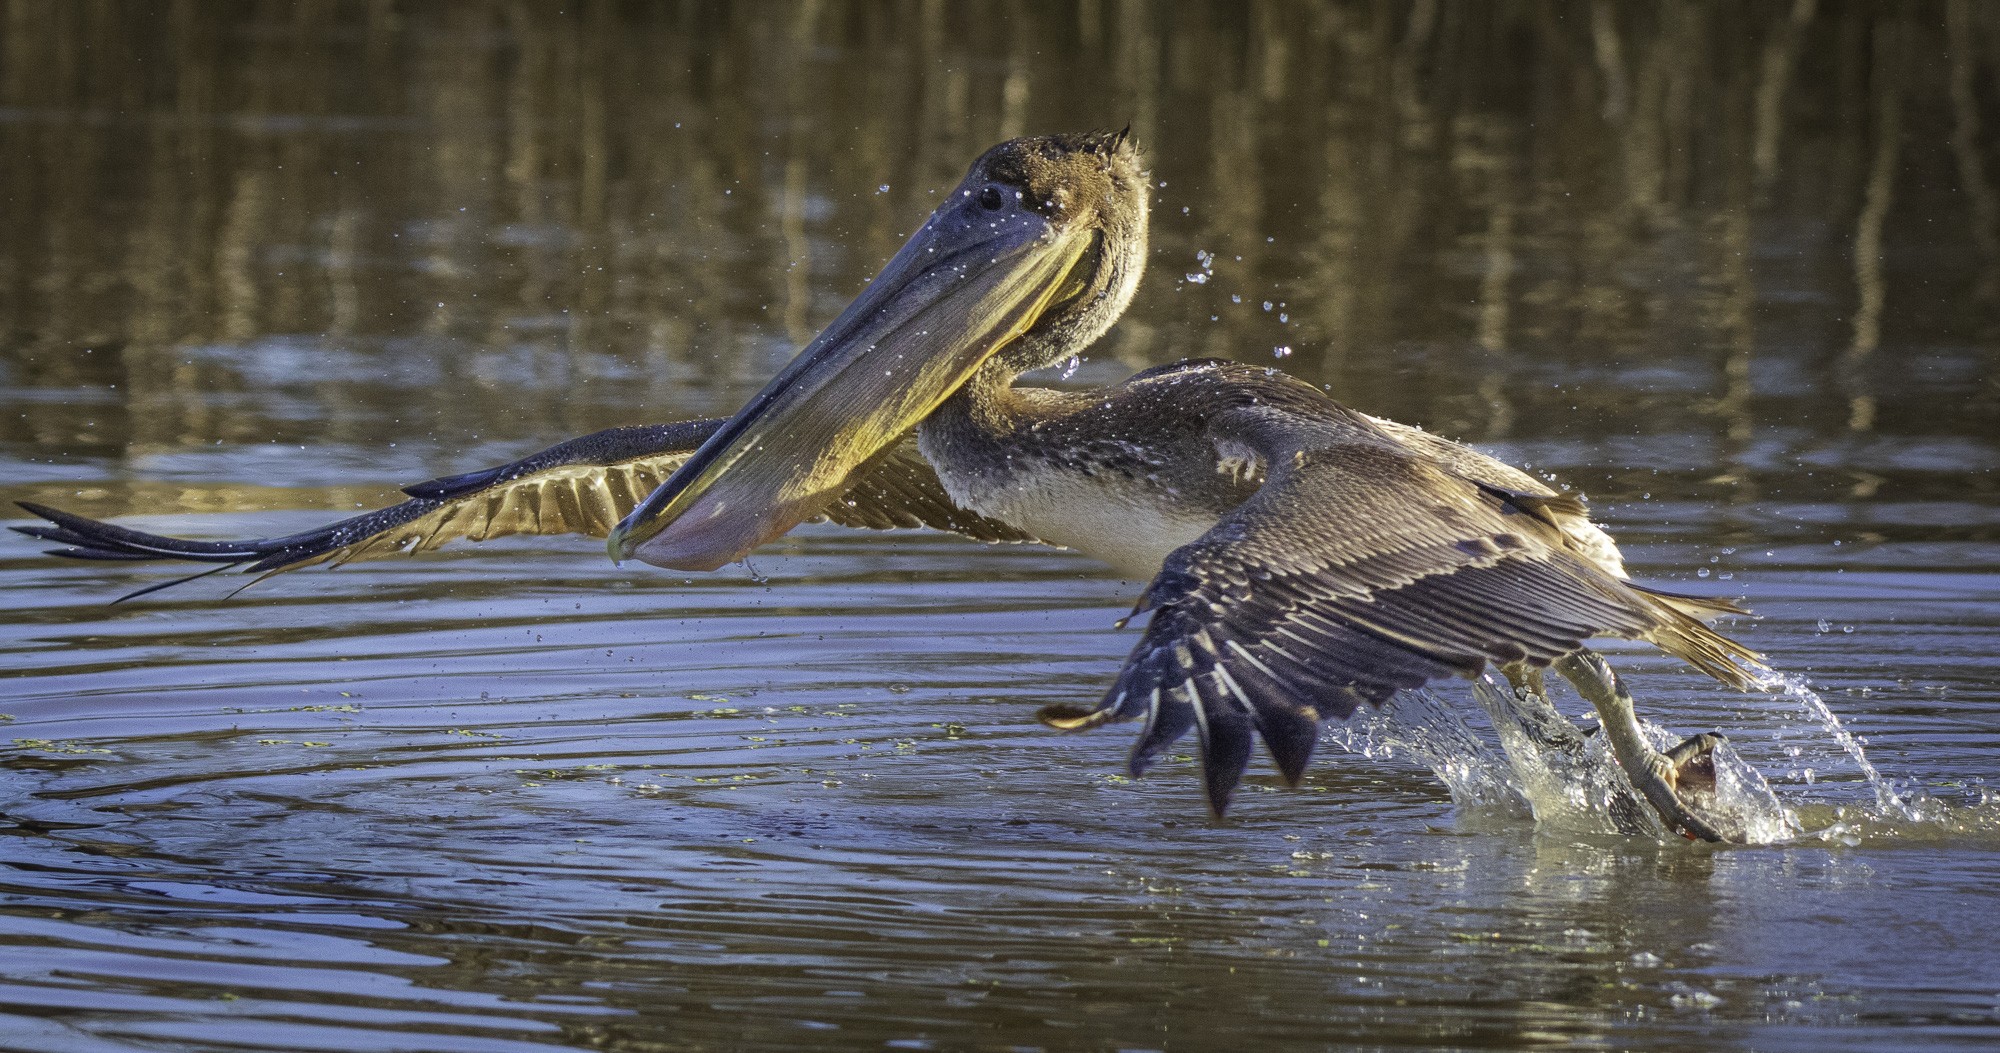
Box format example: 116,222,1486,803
1755,669,1905,814
1740,669,2000,844
1325,686,1529,819
1318,671,1922,845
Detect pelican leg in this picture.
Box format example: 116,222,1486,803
1504,666,1723,800
1551,651,1739,843
1498,663,1588,754
1490,661,1653,835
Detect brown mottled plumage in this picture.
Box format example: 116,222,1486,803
925,356,1760,813
16,131,1762,832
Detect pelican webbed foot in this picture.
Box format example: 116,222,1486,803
1662,730,1726,802
1552,650,1743,844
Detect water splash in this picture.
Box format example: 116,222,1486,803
1744,669,2000,844
1466,675,1664,838
1327,673,1801,844
1183,248,1215,285
1755,668,1905,815
1323,667,2000,846
1326,687,1528,819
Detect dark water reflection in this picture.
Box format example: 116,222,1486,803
3,2,1998,1050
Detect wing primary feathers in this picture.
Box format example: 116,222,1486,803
1127,685,1193,777
1215,663,1316,786
111,562,240,604
17,501,268,560
1187,674,1255,817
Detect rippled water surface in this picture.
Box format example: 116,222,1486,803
3,4,1999,1051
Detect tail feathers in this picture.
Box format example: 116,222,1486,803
1640,594,1767,690
1630,581,1752,621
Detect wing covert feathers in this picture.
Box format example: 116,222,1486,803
1041,366,1764,816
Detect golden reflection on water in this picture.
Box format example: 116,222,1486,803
2,0,1996,508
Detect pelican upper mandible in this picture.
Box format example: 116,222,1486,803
18,131,1764,841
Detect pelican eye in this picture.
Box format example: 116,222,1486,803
978,184,1008,211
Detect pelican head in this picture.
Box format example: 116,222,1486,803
608,130,1150,571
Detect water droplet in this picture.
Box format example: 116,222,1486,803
877,184,891,194
1060,355,1081,379
1816,619,1833,633
1273,345,1292,359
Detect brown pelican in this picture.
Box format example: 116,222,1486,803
17,131,1763,841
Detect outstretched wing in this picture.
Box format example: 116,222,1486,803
1040,397,1760,815
16,420,1033,598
